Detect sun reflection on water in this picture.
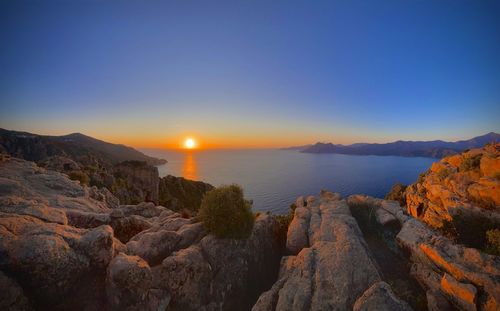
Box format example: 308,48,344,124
182,152,197,180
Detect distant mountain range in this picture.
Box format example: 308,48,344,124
0,128,166,165
290,132,500,158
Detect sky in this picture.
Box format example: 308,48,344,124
1,0,499,148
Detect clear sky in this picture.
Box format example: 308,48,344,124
1,0,499,148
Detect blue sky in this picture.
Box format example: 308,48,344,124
1,0,499,147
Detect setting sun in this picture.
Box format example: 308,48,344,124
184,138,196,149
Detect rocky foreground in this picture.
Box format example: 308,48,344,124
0,155,281,310
1,144,499,311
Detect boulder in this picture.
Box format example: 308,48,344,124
106,253,169,311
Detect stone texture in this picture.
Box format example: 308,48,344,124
114,161,160,204
397,217,500,311
406,143,500,228
254,191,393,311
440,273,477,311
0,155,284,310
353,281,412,311
106,253,169,311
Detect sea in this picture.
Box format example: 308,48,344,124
141,149,436,214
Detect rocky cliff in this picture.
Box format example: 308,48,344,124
158,175,214,213
253,191,412,311
405,143,499,251
0,129,214,208
0,155,282,310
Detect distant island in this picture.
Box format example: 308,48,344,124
284,132,500,158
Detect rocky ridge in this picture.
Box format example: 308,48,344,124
406,143,499,229
253,191,411,311
347,193,500,311
0,155,282,310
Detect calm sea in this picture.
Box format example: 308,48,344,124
141,149,435,214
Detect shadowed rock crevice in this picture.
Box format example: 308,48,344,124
347,196,428,310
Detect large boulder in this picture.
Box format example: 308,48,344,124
106,253,169,311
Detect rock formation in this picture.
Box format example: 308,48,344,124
405,143,500,229
158,175,214,213
113,160,160,204
346,191,500,311
253,191,410,311
0,155,282,310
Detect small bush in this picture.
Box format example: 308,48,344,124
199,184,254,239
460,155,481,172
485,229,500,256
68,170,89,185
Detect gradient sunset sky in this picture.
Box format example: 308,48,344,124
1,0,499,148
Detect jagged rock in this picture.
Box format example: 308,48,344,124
397,218,500,311
0,155,285,310
405,143,500,228
353,281,412,311
255,191,390,311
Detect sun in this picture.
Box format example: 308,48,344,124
184,138,196,149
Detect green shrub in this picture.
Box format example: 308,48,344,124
68,170,89,185
199,184,254,239
485,229,500,256
460,155,481,172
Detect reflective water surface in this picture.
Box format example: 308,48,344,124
142,149,436,214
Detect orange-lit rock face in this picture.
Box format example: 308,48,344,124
440,273,477,311
480,154,500,178
405,143,500,228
